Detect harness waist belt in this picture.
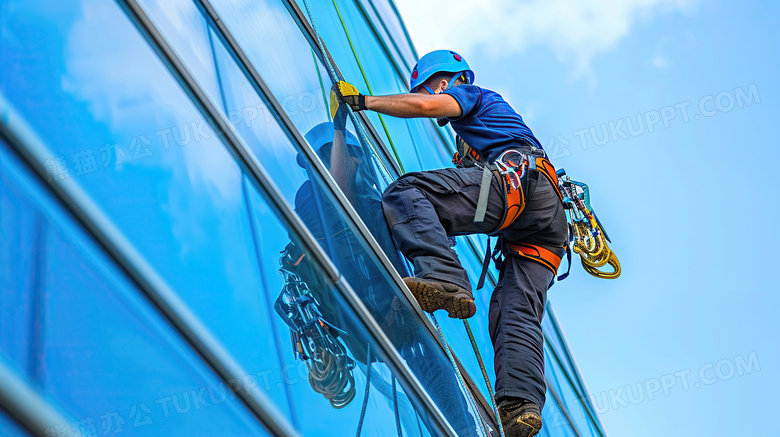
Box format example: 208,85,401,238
506,242,565,275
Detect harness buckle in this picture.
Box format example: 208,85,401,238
493,149,529,192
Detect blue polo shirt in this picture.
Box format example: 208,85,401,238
443,85,542,160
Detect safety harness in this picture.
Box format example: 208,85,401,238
453,138,567,285
454,137,620,286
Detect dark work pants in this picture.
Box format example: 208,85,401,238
381,166,567,408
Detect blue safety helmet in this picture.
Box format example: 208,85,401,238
409,50,475,93
297,122,363,168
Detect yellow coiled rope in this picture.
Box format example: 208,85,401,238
559,175,621,279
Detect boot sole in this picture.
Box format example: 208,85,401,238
514,413,542,437
404,279,476,319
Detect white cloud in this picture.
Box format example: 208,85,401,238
395,0,696,77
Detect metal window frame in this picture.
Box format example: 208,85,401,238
115,0,462,435
0,354,71,437
546,378,585,437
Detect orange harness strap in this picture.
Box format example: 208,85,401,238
500,157,566,275
498,172,526,230
498,157,562,231
506,242,564,275
534,157,563,203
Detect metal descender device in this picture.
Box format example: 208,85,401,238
493,149,531,191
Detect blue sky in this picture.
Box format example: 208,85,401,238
396,0,779,435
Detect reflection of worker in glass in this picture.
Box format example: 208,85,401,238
293,109,405,332
290,105,478,435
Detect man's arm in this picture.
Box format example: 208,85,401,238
365,93,462,119
332,81,463,119
330,106,358,202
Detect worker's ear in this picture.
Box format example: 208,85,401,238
438,78,449,93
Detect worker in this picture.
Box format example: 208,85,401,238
290,104,480,435
332,50,568,437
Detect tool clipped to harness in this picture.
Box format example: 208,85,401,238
555,169,621,280
276,246,357,408
493,149,530,192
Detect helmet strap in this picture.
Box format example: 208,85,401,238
419,72,466,95
449,71,464,87
440,72,465,93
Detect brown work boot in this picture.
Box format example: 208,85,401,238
498,398,542,437
403,277,476,319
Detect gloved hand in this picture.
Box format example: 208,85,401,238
330,81,366,117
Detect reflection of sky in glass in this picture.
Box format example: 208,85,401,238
213,0,331,135
0,146,270,437
361,0,417,69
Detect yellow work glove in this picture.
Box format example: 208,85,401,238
330,81,366,119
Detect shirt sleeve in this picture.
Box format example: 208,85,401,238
443,85,482,120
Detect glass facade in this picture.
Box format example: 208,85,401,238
0,1,607,436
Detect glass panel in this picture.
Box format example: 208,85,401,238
546,344,602,436
538,391,579,437
543,315,586,398
304,0,408,165
354,0,409,73
544,348,591,437
363,0,418,68
296,0,460,174
543,310,605,434
0,143,269,436
206,0,335,138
